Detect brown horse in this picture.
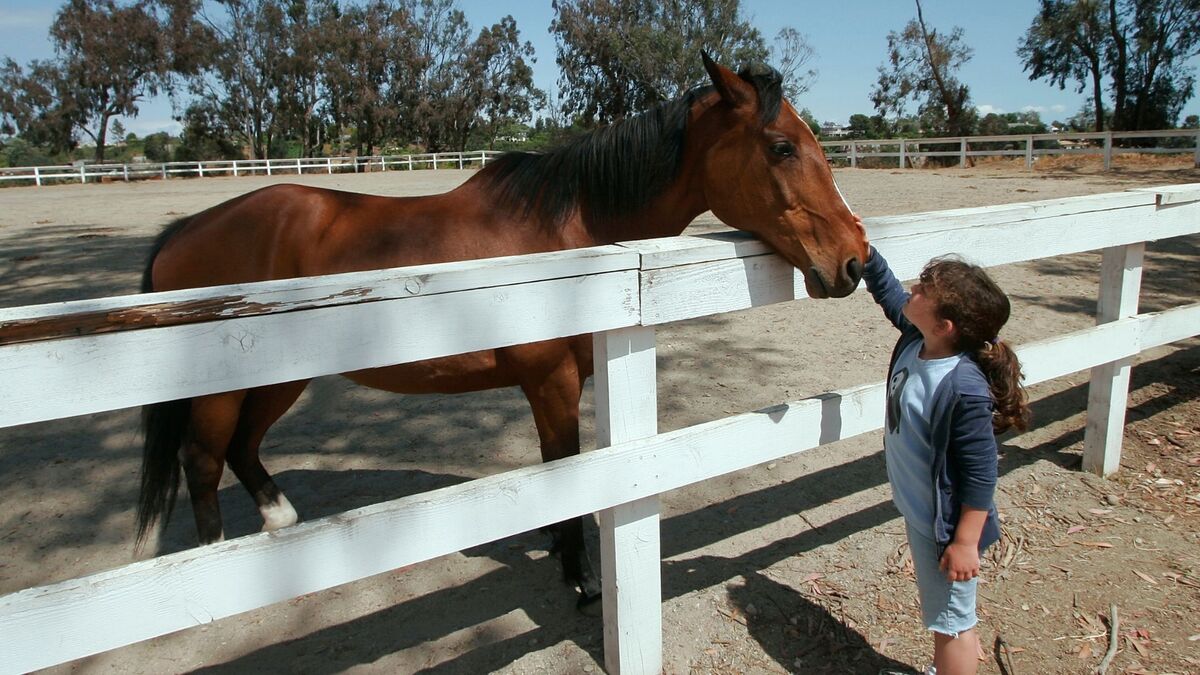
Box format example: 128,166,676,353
137,54,868,608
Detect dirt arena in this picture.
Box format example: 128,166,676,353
1,161,1198,674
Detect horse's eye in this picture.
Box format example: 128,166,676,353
770,141,795,157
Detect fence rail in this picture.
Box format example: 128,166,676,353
0,184,1198,673
3,129,1199,188
822,128,1200,169
0,150,503,186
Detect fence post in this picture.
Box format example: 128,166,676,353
123,165,129,182
1024,136,1034,170
1103,132,1113,170
296,158,302,175
593,326,661,675
161,163,167,180
899,139,906,169
850,141,858,168
267,159,273,177
433,153,439,170
960,138,967,167
1193,131,1199,168
1082,243,1144,476
80,164,87,184
198,162,205,178
34,167,42,187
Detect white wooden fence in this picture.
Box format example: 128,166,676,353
0,185,1198,674
3,128,1199,188
0,150,503,187
822,128,1200,170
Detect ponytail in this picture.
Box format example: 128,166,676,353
973,339,1030,433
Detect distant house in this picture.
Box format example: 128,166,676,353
820,121,851,138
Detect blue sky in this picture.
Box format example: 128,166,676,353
2,0,1198,137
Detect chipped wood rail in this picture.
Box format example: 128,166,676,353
0,185,1198,675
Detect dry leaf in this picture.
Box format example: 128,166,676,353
1087,508,1112,515
1077,642,1093,660
1078,541,1114,548
1128,636,1149,657
1133,570,1158,585
1067,525,1087,534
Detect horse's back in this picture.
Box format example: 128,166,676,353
149,182,533,294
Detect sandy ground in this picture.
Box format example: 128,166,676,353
1,159,1198,674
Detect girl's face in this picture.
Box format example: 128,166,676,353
903,278,950,341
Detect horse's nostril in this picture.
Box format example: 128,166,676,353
846,257,863,284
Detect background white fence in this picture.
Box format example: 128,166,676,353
822,128,1200,170
0,184,1197,673
0,150,503,186
2,128,1198,188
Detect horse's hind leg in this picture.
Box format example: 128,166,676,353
183,391,248,544
226,380,310,532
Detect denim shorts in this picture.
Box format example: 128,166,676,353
906,522,979,636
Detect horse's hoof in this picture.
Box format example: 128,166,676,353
576,590,603,616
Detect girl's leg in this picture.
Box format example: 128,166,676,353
905,523,981,674
934,628,979,674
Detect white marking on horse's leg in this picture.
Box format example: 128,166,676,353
260,493,298,531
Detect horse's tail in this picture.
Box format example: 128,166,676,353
136,398,189,547
135,216,194,548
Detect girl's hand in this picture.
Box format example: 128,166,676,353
940,542,980,582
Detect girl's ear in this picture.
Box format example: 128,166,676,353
935,317,957,341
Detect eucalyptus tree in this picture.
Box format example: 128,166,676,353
1019,0,1200,131
399,0,541,152
871,0,976,137
185,0,335,159
0,0,182,162
317,1,415,156
550,0,770,125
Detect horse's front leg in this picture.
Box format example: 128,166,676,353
511,339,601,611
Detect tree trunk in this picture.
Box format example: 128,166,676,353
1106,0,1129,130
1090,58,1105,132
94,112,111,163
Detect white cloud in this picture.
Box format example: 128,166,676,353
1020,104,1069,115
978,103,1071,117
123,118,183,137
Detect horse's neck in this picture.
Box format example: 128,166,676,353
584,179,708,245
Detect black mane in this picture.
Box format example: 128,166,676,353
479,63,783,230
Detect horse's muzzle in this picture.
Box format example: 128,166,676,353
809,256,863,298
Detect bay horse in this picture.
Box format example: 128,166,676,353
136,54,868,609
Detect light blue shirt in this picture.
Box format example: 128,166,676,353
884,340,962,539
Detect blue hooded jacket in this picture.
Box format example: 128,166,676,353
863,246,1002,557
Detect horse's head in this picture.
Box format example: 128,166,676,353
695,54,868,299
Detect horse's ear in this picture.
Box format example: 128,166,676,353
702,51,755,110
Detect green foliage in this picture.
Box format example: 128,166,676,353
1019,0,1200,131
1,137,57,167
173,102,242,162
142,132,172,162
871,2,975,136
551,0,770,125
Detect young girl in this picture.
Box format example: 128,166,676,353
862,239,1030,675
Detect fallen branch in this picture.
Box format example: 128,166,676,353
994,635,1017,675
1096,603,1119,675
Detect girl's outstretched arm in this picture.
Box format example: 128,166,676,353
861,242,912,332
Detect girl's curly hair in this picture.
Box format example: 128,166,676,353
921,257,1031,433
